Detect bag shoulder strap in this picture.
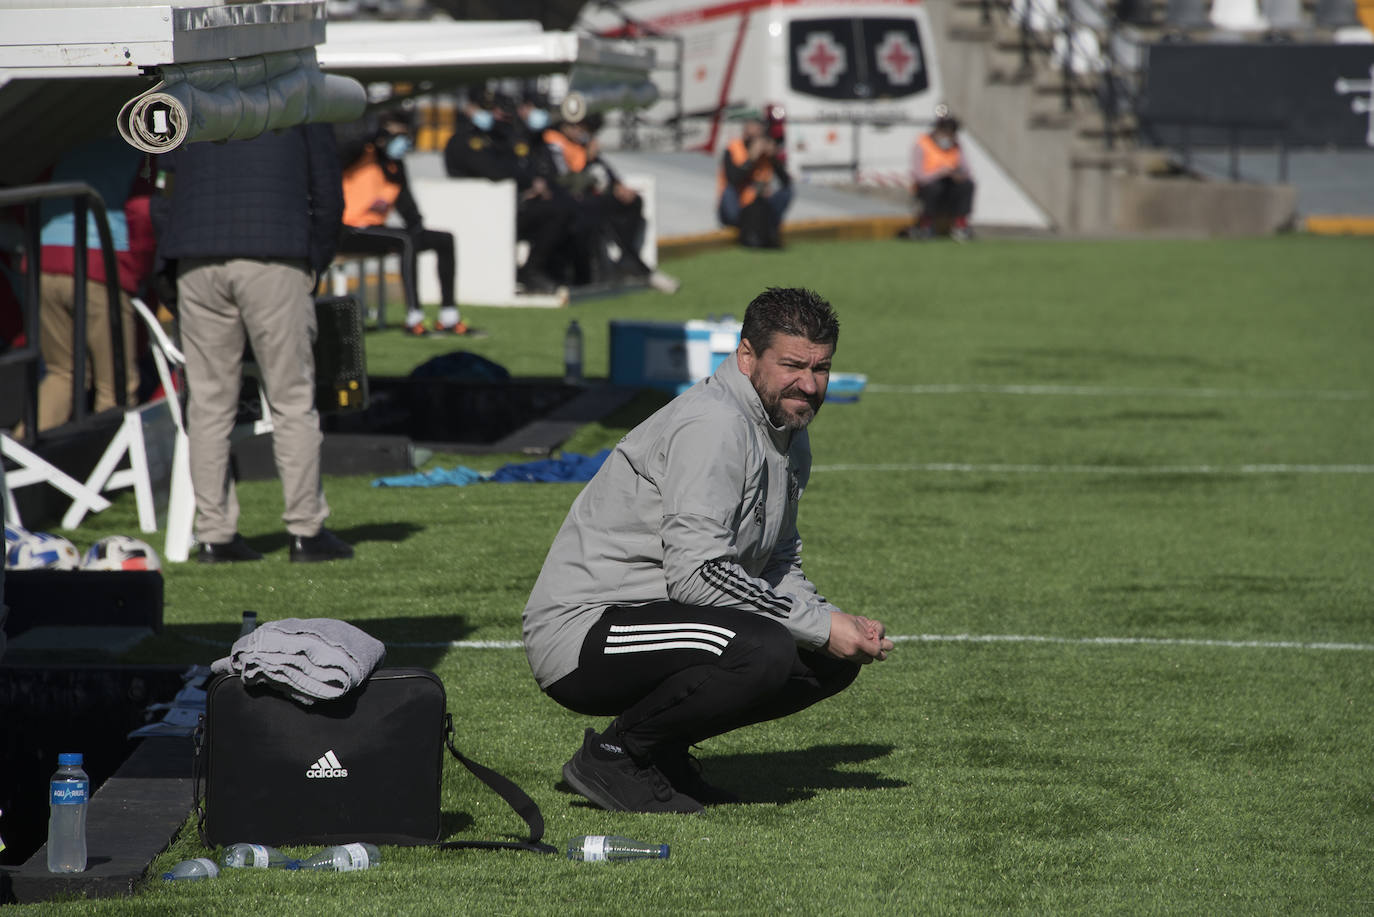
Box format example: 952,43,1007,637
192,712,210,847
437,713,556,855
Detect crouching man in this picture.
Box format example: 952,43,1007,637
522,287,893,813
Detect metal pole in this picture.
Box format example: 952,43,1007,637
852,120,861,183
72,197,90,424
674,34,686,151
1062,5,1075,113
375,256,387,329
1103,18,1118,151
89,191,127,409
1020,10,1033,76
20,202,41,443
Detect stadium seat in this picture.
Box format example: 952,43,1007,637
1315,0,1361,26
1109,28,1147,70
1261,0,1309,30
1067,0,1111,29
1116,0,1157,25
1165,0,1213,30
1211,0,1270,31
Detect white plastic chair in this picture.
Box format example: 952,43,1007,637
1211,0,1269,31
1052,26,1105,75
1067,0,1110,30
57,297,194,558
1011,0,1063,31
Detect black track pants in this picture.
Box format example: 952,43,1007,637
545,602,860,760
337,225,457,308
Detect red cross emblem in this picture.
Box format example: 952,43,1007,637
875,31,920,86
796,31,847,88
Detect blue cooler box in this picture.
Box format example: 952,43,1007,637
610,319,743,394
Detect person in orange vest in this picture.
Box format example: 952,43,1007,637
338,110,478,336
543,114,676,292
910,108,975,241
717,115,793,247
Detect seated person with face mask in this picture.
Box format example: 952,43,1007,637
444,89,581,295
908,106,975,242
338,109,478,336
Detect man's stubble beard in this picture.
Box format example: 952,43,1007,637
751,369,820,432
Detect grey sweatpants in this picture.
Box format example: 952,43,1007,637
177,257,328,543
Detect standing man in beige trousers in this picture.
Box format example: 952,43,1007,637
152,124,353,564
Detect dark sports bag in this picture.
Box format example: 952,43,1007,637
194,667,553,853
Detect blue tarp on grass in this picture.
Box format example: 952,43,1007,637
371,450,611,488
488,449,611,483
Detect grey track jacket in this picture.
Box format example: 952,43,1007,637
522,352,837,689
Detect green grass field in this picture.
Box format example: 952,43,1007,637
16,235,1374,914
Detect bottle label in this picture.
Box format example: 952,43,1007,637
51,781,88,805
249,844,268,868
339,843,370,871
583,836,608,862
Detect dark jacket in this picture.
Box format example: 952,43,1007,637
153,125,343,276
443,115,514,182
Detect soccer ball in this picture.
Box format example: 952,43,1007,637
3,523,29,559
82,535,161,571
7,531,81,570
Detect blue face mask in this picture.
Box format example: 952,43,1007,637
471,110,494,131
525,108,550,132
384,135,411,160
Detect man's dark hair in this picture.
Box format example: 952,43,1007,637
740,287,840,354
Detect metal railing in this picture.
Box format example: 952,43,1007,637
1139,117,1292,182
590,0,687,152
983,0,1140,150
0,182,128,446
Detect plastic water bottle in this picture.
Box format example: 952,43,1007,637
563,319,583,385
46,752,89,873
565,835,669,862
220,842,297,869
163,858,219,880
295,842,381,872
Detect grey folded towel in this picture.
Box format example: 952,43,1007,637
210,617,386,704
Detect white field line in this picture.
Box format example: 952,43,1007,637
387,634,1374,652
810,462,1374,474
889,633,1374,652
865,383,1371,401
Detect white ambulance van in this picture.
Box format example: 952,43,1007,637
578,0,943,187
578,0,1050,226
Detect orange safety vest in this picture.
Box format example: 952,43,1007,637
913,133,964,185
543,128,588,173
716,137,775,209
341,149,401,228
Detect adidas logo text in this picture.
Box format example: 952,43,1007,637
305,749,349,779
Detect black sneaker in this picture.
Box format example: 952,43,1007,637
196,534,263,564
561,729,703,814
288,528,354,563
653,747,741,805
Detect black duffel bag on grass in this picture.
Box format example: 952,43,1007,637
194,667,553,853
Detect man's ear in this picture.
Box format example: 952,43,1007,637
737,337,757,375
